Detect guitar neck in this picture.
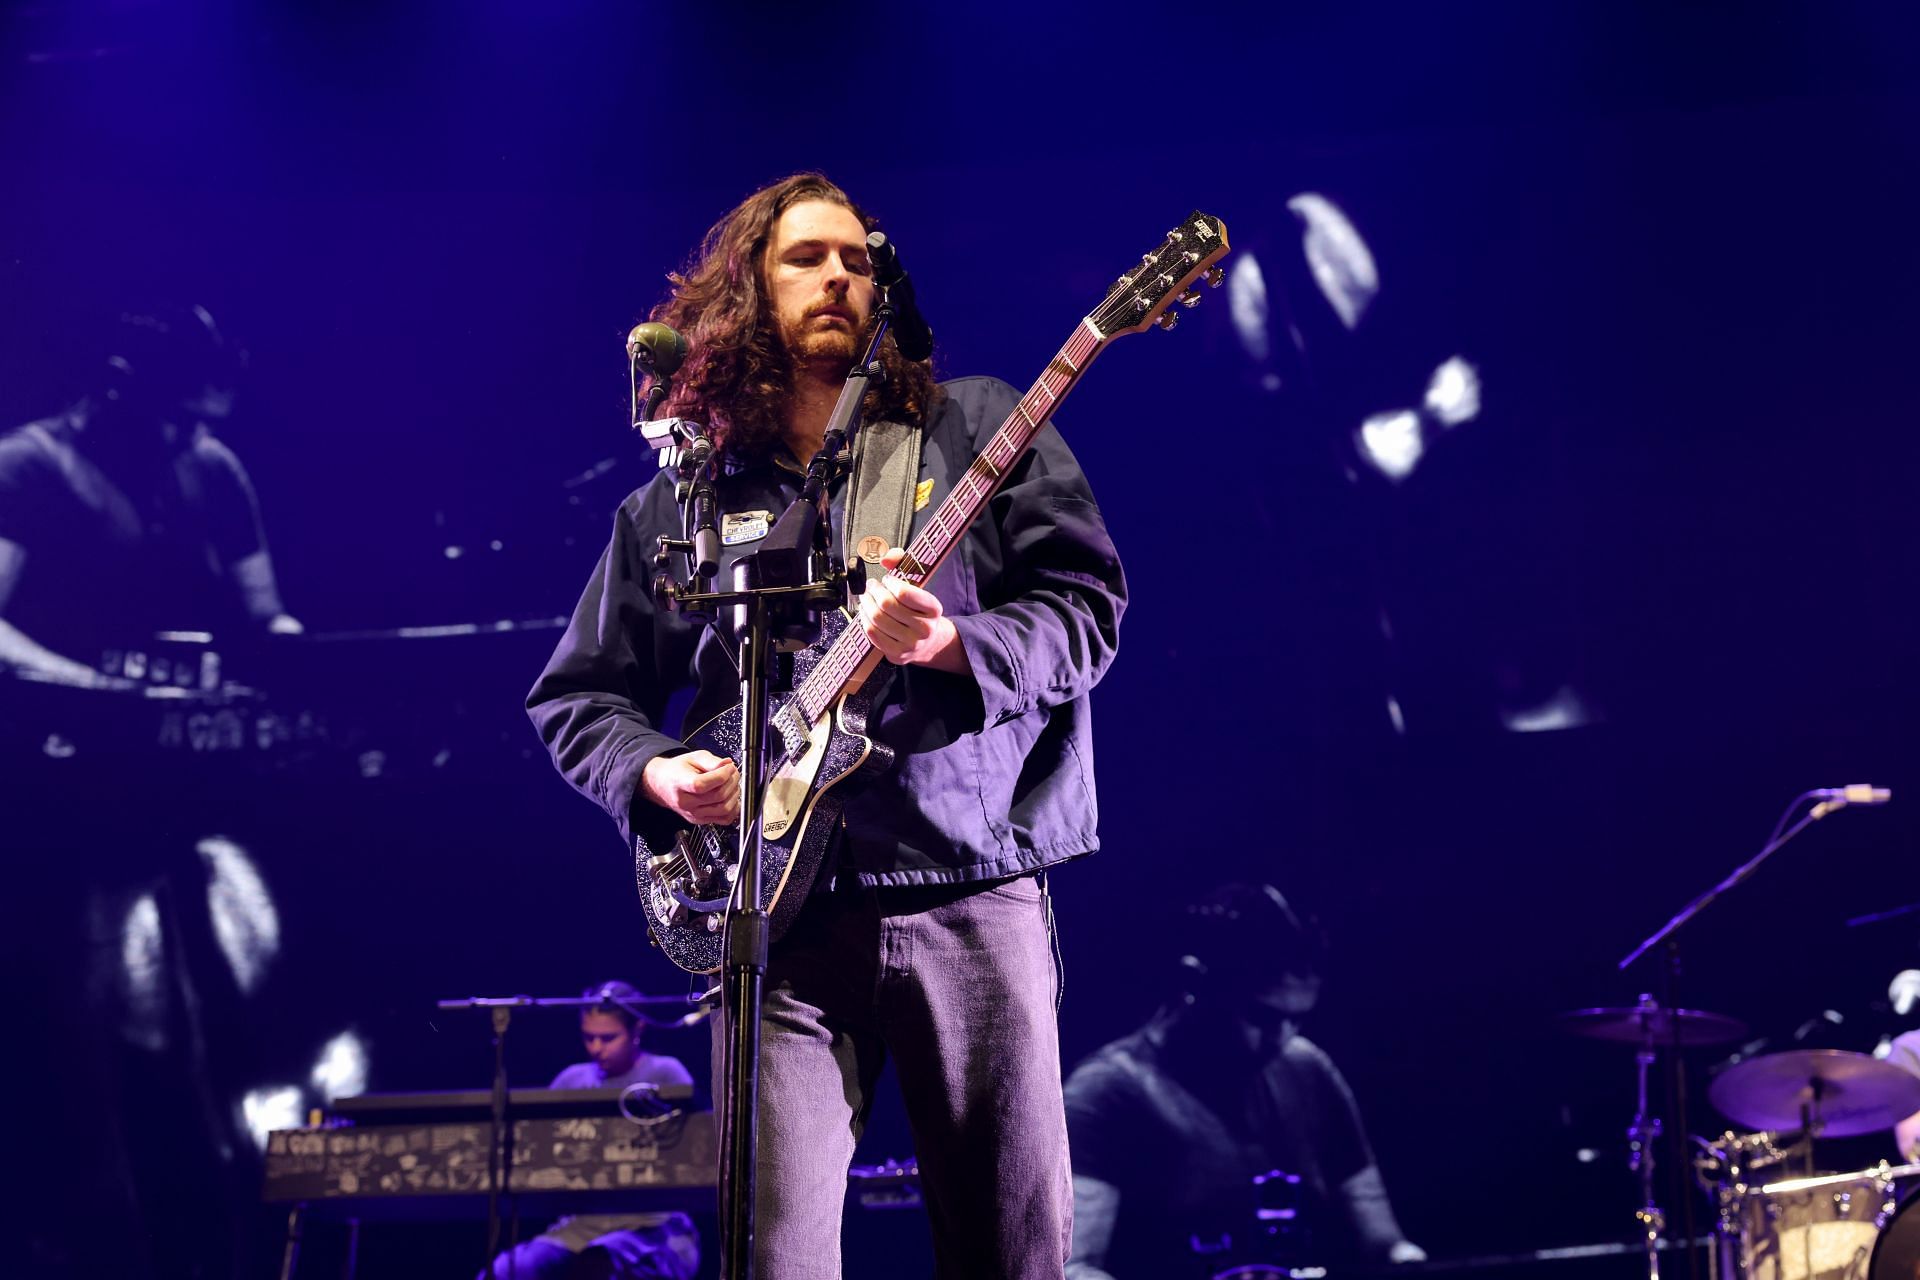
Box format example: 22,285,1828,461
793,319,1108,722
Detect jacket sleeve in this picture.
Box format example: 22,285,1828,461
527,483,698,847
945,378,1128,727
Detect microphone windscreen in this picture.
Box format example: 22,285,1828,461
627,322,688,376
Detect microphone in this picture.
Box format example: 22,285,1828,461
626,322,688,376
629,322,687,424
1811,783,1892,819
1815,784,1892,804
865,232,934,363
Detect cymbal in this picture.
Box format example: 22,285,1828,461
1556,1004,1749,1047
1708,1049,1920,1137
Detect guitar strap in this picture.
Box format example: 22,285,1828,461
842,417,923,572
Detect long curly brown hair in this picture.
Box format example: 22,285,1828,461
645,173,938,462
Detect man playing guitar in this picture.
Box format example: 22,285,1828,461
529,172,1129,1279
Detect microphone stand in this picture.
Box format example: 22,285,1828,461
1618,797,1836,972
1615,792,1862,1280
429,994,526,1280
652,295,901,1280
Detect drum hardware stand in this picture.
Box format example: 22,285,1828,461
645,291,907,1280
1605,991,1721,1280
1630,1011,1668,1280
1697,1133,1757,1280
1794,1089,1828,1179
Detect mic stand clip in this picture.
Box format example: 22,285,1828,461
630,348,722,601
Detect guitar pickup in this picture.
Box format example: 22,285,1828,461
773,702,813,761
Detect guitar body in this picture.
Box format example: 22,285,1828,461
634,609,891,974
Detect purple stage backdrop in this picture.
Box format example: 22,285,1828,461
3,4,1918,1277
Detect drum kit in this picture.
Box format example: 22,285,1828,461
1562,998,1920,1280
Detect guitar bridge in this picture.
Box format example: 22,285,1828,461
646,828,736,930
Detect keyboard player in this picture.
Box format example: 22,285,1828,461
478,980,700,1280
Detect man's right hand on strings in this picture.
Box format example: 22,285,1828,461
642,750,741,826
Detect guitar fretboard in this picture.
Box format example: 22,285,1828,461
791,319,1107,725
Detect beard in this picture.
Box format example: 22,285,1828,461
781,308,861,373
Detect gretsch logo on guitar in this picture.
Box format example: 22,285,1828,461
635,210,1231,975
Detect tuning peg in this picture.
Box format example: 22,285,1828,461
1178,288,1202,309
1204,265,1225,288
1154,310,1180,331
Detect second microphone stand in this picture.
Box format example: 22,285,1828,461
1615,789,1883,1280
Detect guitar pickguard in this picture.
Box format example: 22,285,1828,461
761,712,831,840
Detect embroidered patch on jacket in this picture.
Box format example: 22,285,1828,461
721,510,772,545
914,478,935,511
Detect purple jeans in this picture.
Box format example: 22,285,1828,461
711,873,1071,1279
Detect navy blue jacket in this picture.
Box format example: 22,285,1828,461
526,376,1127,887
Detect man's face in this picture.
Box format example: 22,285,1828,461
1245,973,1321,1054
580,1012,639,1077
1214,971,1321,1062
765,198,875,373
96,365,207,456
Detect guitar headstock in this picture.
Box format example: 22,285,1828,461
1088,210,1231,339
